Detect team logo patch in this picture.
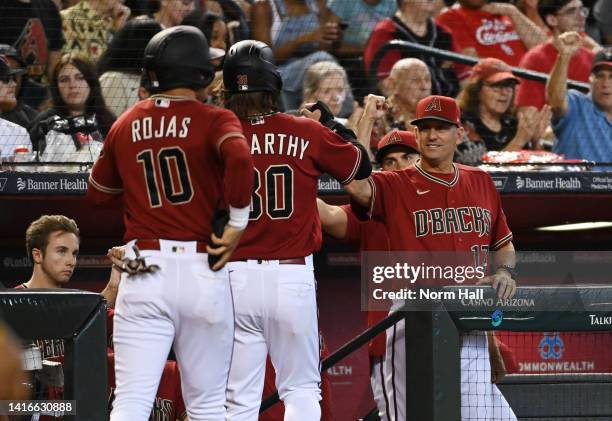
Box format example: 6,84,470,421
237,74,249,91
425,97,442,112
388,131,403,144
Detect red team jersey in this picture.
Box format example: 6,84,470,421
89,97,246,242
341,204,389,357
363,163,513,254
232,113,362,260
436,5,528,78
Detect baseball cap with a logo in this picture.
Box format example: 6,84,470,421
376,130,419,163
592,48,612,73
410,95,461,127
470,57,519,84
0,55,25,80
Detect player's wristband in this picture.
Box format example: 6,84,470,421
228,205,250,230
496,265,518,279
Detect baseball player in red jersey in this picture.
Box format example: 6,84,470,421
221,40,371,421
345,95,518,420
87,26,254,421
318,127,419,421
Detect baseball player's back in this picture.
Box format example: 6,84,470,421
233,112,361,260
90,98,243,242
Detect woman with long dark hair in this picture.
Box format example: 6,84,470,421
30,54,116,171
98,19,162,116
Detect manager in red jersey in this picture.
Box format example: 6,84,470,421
87,26,254,421
221,40,371,421
345,95,518,420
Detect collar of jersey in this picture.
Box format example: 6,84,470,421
415,160,459,187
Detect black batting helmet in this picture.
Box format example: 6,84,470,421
143,25,215,93
223,40,282,94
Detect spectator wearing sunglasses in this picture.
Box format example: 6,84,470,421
457,58,551,153
516,0,599,111
0,45,38,130
0,55,32,160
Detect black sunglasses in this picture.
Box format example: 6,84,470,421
0,74,18,84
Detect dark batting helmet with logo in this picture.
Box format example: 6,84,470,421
223,40,282,94
143,25,215,93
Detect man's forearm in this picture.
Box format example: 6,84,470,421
508,8,547,49
493,242,517,274
546,54,571,116
356,114,376,162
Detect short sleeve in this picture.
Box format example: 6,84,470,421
350,171,399,222
341,204,361,245
363,19,398,79
210,108,246,150
552,90,583,143
88,126,123,194
315,124,361,184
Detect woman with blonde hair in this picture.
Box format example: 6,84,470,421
301,60,352,119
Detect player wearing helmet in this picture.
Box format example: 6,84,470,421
88,26,254,421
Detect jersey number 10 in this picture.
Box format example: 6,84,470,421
137,147,193,208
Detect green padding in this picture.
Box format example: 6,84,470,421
451,311,612,332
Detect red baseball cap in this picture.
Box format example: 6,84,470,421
411,95,461,127
592,48,612,73
376,130,419,163
471,57,519,84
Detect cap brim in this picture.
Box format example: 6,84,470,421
592,61,612,72
410,116,459,127
485,72,519,84
210,48,225,60
376,144,419,163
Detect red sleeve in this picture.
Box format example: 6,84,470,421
340,204,361,245
487,177,513,250
219,136,254,209
369,171,400,221
515,53,546,109
364,19,400,79
314,124,362,184
88,125,123,203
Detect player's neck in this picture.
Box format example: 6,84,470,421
27,267,62,289
419,158,455,174
155,89,197,100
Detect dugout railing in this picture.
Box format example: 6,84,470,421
0,290,108,421
260,286,612,420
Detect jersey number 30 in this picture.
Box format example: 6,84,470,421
138,147,193,208
250,165,294,220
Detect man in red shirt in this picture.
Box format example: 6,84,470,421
437,0,546,79
515,0,597,110
221,40,371,421
345,95,518,420
88,26,254,421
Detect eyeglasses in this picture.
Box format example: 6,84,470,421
178,0,193,5
0,74,17,84
558,5,589,18
483,81,517,91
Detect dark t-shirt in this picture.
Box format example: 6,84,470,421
0,0,65,80
462,112,519,152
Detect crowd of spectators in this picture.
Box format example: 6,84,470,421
0,0,611,170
